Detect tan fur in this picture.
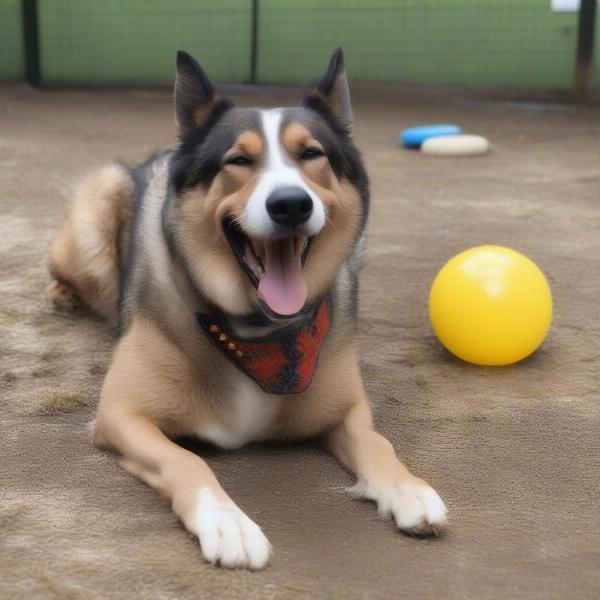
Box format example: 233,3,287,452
94,314,444,558
48,163,132,322
173,122,362,316
94,318,355,531
224,130,264,165
284,122,363,300
95,317,359,445
93,317,231,531
51,116,446,570
92,316,362,549
266,339,361,439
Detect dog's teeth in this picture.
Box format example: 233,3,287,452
294,236,308,255
251,241,263,262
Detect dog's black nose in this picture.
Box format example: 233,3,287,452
266,187,313,228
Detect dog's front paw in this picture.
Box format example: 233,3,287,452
190,488,272,570
352,477,448,537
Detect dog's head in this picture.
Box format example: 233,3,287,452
167,49,368,318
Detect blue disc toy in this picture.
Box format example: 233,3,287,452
400,124,462,148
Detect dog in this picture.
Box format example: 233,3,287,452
47,48,447,570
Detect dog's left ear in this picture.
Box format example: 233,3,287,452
175,50,225,137
302,48,352,132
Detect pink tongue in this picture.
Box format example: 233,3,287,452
258,239,307,316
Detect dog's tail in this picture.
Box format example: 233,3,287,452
47,163,133,323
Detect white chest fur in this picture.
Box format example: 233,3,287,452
196,377,280,449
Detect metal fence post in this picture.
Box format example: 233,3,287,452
22,0,40,87
249,0,259,84
573,0,597,99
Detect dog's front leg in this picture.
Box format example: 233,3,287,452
94,320,271,570
325,399,448,536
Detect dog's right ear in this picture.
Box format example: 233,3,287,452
175,51,221,137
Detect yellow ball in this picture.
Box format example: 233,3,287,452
429,246,553,366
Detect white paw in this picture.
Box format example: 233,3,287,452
352,477,448,536
190,488,272,570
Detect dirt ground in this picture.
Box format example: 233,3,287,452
1,83,599,600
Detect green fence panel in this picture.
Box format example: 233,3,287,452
258,0,578,88
0,0,24,81
4,0,590,89
38,0,252,84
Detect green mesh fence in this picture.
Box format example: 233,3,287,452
258,0,578,87
38,0,252,84
0,0,597,90
0,0,24,81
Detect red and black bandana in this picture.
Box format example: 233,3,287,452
196,297,332,395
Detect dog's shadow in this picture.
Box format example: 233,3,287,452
175,435,322,460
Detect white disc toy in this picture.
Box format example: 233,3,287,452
421,134,490,156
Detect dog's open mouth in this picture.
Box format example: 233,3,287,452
223,219,313,317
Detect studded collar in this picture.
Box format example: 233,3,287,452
195,296,332,395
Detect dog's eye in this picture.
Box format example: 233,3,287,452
225,155,253,167
300,147,325,161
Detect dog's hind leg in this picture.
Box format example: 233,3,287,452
48,163,133,323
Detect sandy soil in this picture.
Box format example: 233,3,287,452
1,84,599,599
